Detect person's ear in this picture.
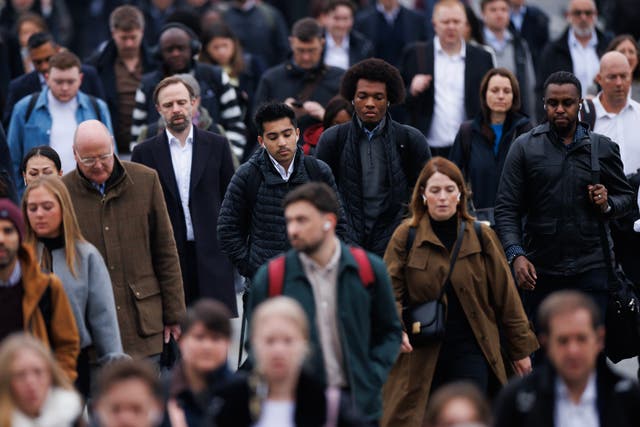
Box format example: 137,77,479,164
257,135,264,147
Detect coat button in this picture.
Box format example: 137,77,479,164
104,226,109,231
116,306,120,310
110,265,115,270
136,292,140,297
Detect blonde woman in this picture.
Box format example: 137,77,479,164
0,333,83,427
22,176,124,396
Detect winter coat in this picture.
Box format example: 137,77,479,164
449,112,532,210
495,123,634,275
381,216,538,427
62,159,185,358
494,356,640,427
316,115,431,256
248,241,402,420
18,245,80,381
35,240,124,362
217,146,350,279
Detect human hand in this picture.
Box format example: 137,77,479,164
400,331,413,353
588,184,609,213
164,324,181,343
410,74,433,96
513,256,537,290
303,100,325,120
512,356,532,377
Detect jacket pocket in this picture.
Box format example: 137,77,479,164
128,277,164,337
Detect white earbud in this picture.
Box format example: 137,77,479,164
457,193,461,201
421,194,427,203
323,222,331,231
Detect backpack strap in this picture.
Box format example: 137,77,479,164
38,278,53,345
88,95,102,123
406,226,417,254
244,162,264,213
24,92,40,123
267,255,286,297
348,246,374,288
473,221,484,252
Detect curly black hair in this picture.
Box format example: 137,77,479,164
340,58,406,105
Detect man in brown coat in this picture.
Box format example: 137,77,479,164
62,120,185,359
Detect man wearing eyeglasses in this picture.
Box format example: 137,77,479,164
62,119,186,361
537,0,612,105
495,71,634,356
7,50,112,197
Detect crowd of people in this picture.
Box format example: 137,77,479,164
0,0,640,426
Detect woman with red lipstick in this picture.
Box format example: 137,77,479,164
21,176,124,398
381,157,538,427
449,68,532,226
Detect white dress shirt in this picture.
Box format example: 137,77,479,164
324,33,350,70
253,400,295,427
592,94,640,175
166,126,195,241
268,152,295,181
568,30,600,97
554,373,599,427
48,90,79,174
428,36,467,148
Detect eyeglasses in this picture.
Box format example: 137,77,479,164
570,9,595,17
77,152,113,166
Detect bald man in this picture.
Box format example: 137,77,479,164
63,120,185,360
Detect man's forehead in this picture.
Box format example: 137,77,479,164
545,83,580,98
160,29,190,45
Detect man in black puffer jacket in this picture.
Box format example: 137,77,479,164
218,102,351,280
316,58,431,256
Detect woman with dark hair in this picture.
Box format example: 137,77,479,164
381,157,538,427
607,34,640,103
20,145,62,187
302,95,354,155
449,68,532,225
422,381,491,427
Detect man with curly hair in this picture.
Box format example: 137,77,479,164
316,58,431,256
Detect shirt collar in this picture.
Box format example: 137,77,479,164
569,28,598,48
511,5,527,17
483,27,513,51
593,92,635,117
434,36,466,58
165,125,194,147
267,151,296,180
358,116,386,140
556,372,597,404
376,2,400,23
0,261,21,287
240,0,256,11
298,237,342,272
326,32,349,49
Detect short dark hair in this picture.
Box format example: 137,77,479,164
322,96,354,129
254,102,298,135
94,359,161,400
324,0,356,15
153,76,195,105
27,32,54,50
340,58,406,105
480,0,509,11
110,5,145,32
479,67,521,120
537,290,602,336
180,299,232,339
282,182,340,217
543,71,582,100
48,51,81,72
291,17,324,41
21,145,62,174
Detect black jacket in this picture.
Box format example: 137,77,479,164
401,40,495,137
450,112,532,210
495,123,634,275
85,39,156,150
510,4,550,72
316,115,431,256
217,146,350,279
494,356,640,427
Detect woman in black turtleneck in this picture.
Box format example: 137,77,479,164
380,157,539,427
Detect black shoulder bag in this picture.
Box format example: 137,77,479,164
590,134,640,362
402,220,466,347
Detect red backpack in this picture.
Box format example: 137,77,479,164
267,247,375,296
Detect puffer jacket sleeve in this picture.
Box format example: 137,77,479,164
84,244,125,362
479,224,539,360
218,162,254,278
495,136,528,250
49,276,80,381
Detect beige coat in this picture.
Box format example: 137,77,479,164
62,159,185,358
381,216,538,427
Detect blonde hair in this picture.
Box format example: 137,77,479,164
0,334,73,427
22,175,86,277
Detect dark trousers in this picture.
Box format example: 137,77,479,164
523,268,609,364
74,347,90,399
183,241,199,306
430,341,490,395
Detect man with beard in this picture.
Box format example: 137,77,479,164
537,0,611,102
247,182,401,423
131,76,237,313
495,71,634,342
130,23,246,160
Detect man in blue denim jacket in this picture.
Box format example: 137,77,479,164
8,50,112,195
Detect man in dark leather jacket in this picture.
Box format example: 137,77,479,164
495,71,634,327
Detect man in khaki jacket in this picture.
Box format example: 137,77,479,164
63,120,185,359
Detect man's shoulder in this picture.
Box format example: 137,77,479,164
262,63,288,80
466,42,494,63
9,70,39,92
323,65,345,80
140,69,163,88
